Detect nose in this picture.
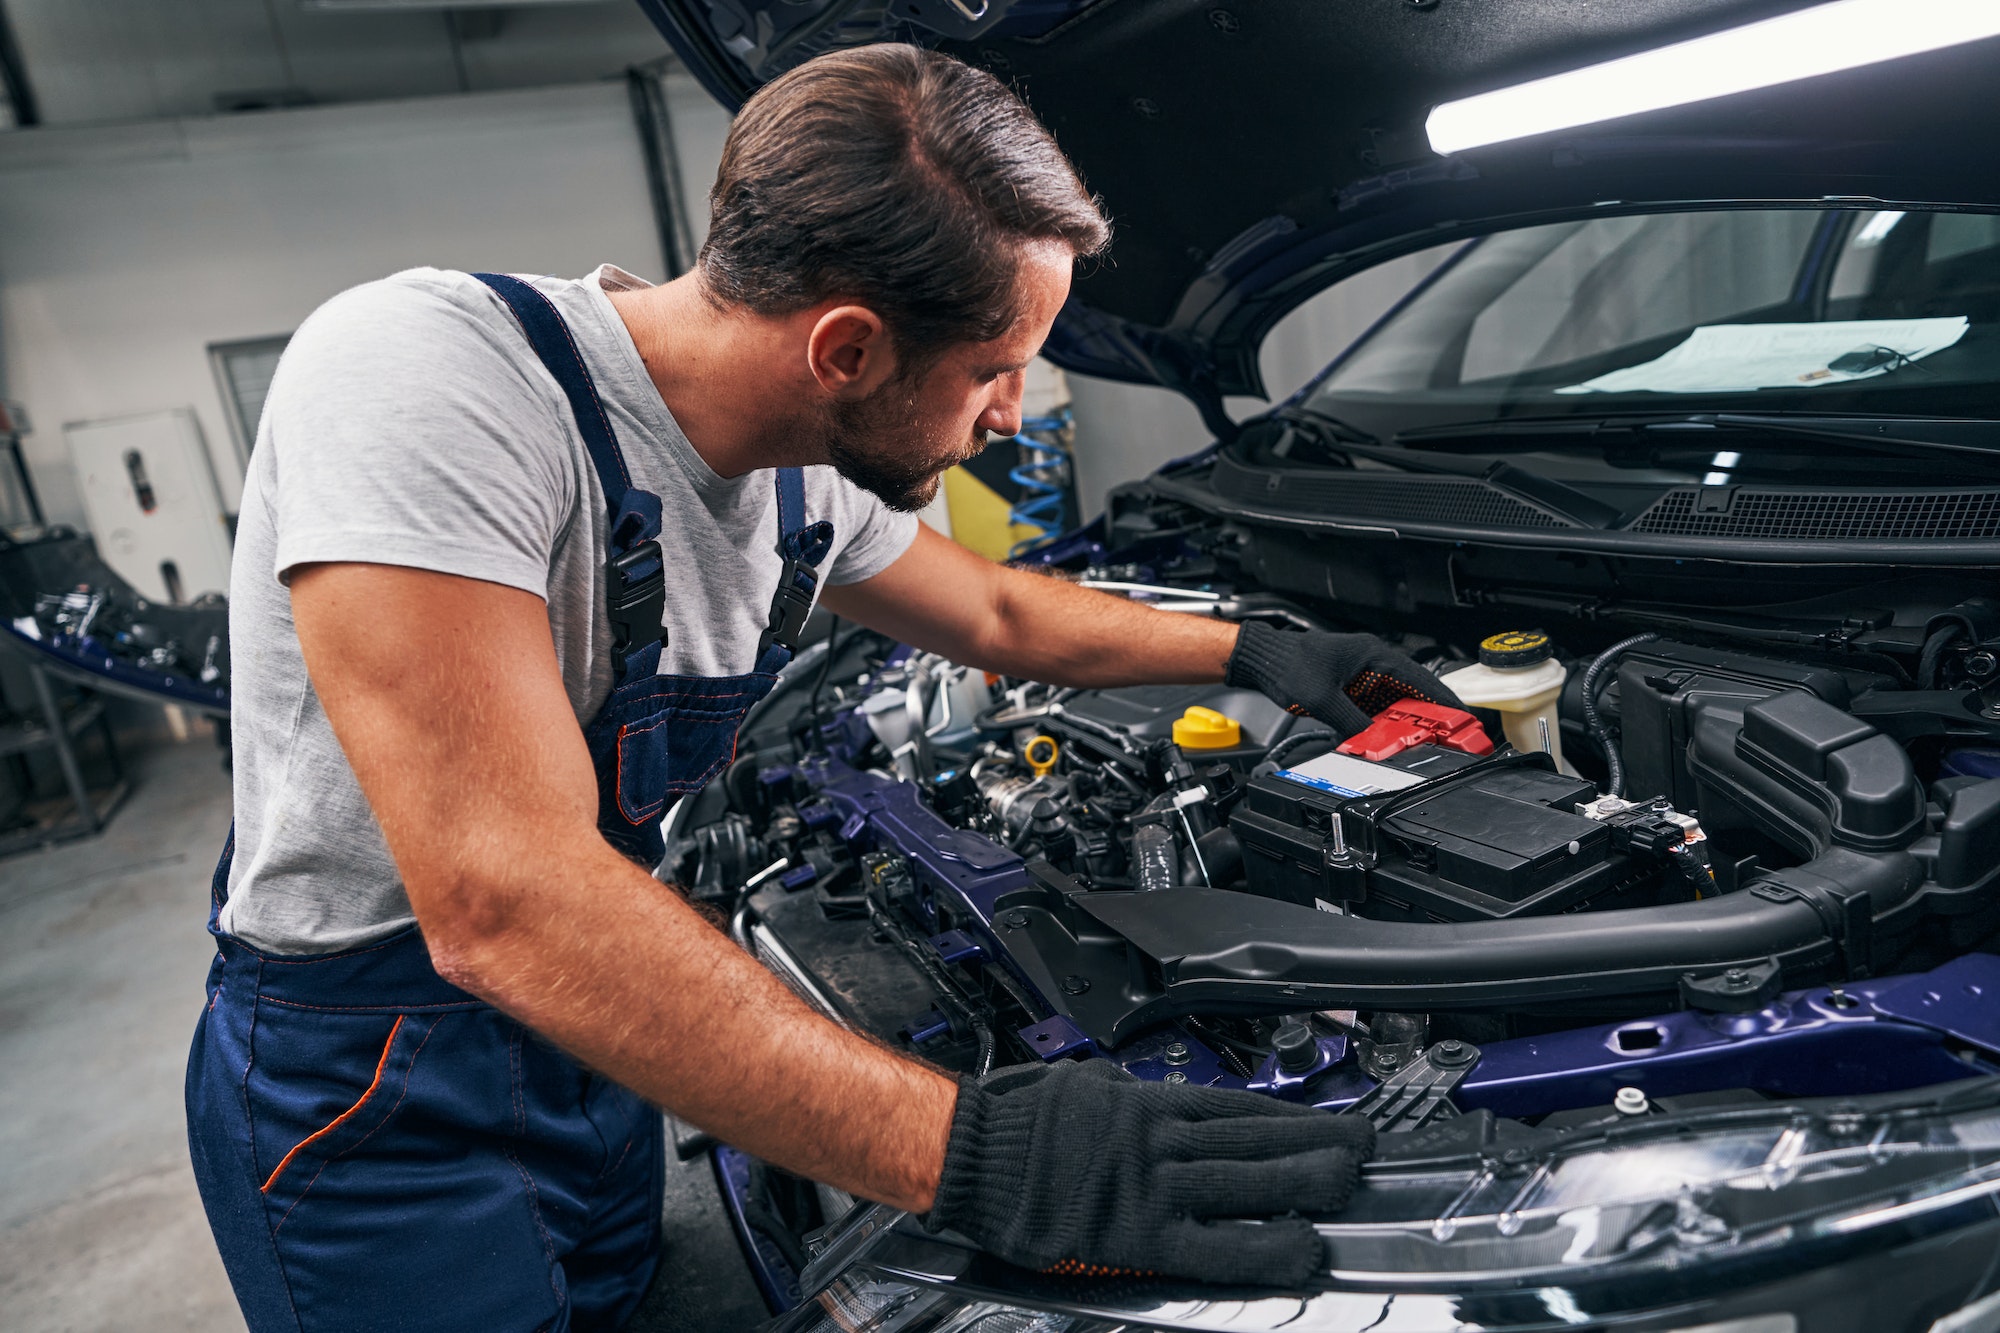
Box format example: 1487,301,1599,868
979,370,1027,439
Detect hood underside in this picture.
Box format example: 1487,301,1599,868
639,0,2000,410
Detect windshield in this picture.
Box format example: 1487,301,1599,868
1306,208,2000,435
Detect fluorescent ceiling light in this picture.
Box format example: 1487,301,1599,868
1426,0,2000,155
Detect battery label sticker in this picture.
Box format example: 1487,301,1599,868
1278,751,1426,798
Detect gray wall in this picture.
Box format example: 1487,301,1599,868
0,80,684,525
0,50,1449,534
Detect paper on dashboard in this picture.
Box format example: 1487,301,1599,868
1559,317,1969,394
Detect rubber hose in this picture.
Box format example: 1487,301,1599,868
1266,728,1338,769
1920,624,1966,690
1132,790,1181,892
1196,826,1244,886
972,1020,997,1077
1581,632,1659,797
733,635,832,741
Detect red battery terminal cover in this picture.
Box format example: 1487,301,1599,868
1336,699,1495,762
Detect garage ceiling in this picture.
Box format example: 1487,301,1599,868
0,0,669,128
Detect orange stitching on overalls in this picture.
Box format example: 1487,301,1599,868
272,1017,439,1235
605,1131,636,1180
614,720,735,824
261,1016,402,1194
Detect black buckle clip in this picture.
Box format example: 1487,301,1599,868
606,538,666,658
760,557,819,657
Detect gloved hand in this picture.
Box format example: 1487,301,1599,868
1225,621,1464,738
924,1059,1375,1286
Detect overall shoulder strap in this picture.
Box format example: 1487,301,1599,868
755,469,836,674
472,272,665,682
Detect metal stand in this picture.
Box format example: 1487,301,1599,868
0,662,127,856
0,400,43,529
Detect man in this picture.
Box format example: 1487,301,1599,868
187,44,1456,1332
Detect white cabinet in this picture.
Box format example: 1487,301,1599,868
65,409,233,603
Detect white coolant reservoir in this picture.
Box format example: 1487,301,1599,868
1439,631,1573,774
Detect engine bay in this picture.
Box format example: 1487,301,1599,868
667,506,2000,1294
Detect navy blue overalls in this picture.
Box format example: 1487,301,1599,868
186,272,832,1332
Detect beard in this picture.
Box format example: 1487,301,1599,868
820,377,987,513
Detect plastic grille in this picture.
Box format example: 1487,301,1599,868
1630,488,2000,540
1210,458,1575,530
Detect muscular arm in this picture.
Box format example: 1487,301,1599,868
822,523,1239,687
290,562,955,1213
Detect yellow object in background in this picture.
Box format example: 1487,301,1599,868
1024,735,1060,777
1172,706,1242,750
941,466,1039,562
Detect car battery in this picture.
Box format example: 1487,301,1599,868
1229,747,1631,921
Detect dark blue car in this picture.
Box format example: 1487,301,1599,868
637,4,2000,1328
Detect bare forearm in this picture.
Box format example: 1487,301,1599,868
437,840,955,1213
975,569,1240,687
824,527,1239,689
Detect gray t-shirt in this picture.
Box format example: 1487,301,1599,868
222,265,918,954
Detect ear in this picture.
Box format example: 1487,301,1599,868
806,305,899,400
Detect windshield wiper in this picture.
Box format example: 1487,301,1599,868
1274,408,1623,528
1279,404,1381,447
1395,412,2000,462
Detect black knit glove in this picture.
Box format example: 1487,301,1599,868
924,1060,1374,1286
1226,621,1464,739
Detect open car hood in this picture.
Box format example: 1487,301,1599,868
637,0,2000,421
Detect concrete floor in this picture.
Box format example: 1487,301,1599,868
1,728,240,1331
0,728,766,1332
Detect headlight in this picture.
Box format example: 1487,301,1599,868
1319,1085,2000,1286
777,1085,2000,1332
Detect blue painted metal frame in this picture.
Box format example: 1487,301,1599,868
3,623,229,714
794,754,1248,1077
1292,959,2000,1119
1442,974,1988,1119
797,754,1045,994
1019,1014,1094,1061
711,1144,801,1314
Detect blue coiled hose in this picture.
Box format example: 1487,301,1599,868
1006,408,1074,559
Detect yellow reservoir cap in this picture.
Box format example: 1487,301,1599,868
1173,706,1242,750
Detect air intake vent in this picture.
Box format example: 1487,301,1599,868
1209,457,1576,530
1630,488,2000,541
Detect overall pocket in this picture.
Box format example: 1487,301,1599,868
251,1007,439,1224
613,709,741,823
593,675,775,828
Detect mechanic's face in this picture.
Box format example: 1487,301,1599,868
823,243,1073,513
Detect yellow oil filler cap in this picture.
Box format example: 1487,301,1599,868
1478,629,1554,669
1172,705,1242,750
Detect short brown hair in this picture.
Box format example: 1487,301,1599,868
699,46,1110,359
